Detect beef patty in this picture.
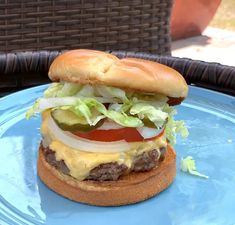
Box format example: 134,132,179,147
42,145,166,181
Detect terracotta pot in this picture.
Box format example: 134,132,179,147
171,0,221,40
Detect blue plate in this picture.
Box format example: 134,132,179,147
0,85,235,225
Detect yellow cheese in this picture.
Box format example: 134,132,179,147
50,141,121,180
41,111,167,180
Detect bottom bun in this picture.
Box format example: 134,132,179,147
38,145,176,206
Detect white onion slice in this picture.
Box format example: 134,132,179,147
97,121,124,130
38,97,77,111
47,115,130,153
137,126,164,139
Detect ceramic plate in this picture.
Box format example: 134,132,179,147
0,85,235,225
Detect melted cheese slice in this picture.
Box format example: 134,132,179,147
41,111,167,181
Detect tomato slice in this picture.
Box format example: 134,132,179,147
73,128,164,142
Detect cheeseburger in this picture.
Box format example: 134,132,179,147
26,49,188,206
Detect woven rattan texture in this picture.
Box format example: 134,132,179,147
0,0,172,54
0,51,235,97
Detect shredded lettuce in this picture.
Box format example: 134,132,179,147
106,110,143,127
76,85,94,97
43,83,63,97
181,156,209,179
69,99,93,124
26,82,188,143
69,98,143,127
164,104,189,144
130,103,168,128
95,85,128,102
44,82,81,97
25,99,40,119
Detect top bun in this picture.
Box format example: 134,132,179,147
49,49,188,98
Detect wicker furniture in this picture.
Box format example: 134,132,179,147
0,51,234,97
0,0,172,54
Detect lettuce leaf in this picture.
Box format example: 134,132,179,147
44,82,81,97
130,102,168,128
95,85,128,102
25,99,40,119
164,104,189,144
76,85,94,97
181,156,209,179
106,110,143,127
43,83,63,98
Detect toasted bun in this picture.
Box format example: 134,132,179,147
49,49,188,98
38,144,176,206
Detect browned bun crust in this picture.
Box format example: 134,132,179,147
49,49,188,99
38,144,176,206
